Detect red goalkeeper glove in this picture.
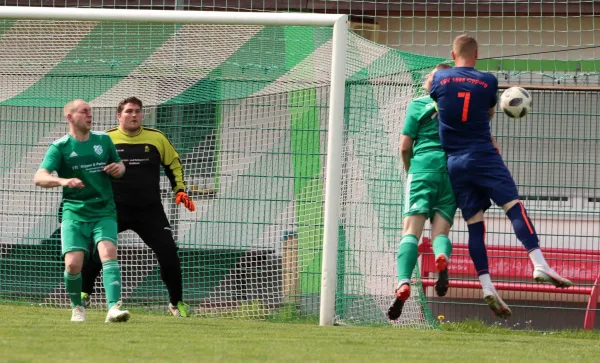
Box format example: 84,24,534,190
175,191,195,212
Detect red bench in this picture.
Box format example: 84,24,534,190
418,237,600,329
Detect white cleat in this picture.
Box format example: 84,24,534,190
483,289,512,319
71,305,86,322
105,301,131,323
533,265,573,288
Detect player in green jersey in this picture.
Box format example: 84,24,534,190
34,99,131,323
388,64,457,320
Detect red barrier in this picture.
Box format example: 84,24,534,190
419,237,600,330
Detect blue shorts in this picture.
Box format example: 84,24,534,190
447,151,519,220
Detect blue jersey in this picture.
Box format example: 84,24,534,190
430,67,498,156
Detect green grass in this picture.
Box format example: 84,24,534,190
1,304,599,363
441,319,600,340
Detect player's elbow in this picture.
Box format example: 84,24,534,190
400,137,413,153
33,170,46,187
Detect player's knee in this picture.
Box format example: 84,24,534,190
156,247,181,266
431,228,450,240
431,214,452,238
466,211,485,224
64,263,82,274
402,215,427,237
501,199,519,213
64,251,84,273
96,240,118,262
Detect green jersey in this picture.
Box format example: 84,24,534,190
39,131,121,222
401,96,448,173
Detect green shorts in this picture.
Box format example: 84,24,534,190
60,218,118,257
403,172,457,225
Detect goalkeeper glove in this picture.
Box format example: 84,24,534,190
175,191,195,212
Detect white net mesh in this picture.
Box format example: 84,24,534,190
0,18,442,328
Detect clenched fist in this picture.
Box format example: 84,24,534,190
61,178,84,189
104,162,125,178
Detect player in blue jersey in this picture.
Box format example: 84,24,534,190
430,35,572,318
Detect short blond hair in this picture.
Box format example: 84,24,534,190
452,34,478,58
434,63,452,71
63,99,86,118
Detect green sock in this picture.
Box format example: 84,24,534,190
397,234,419,282
102,260,122,309
64,271,82,308
433,235,453,259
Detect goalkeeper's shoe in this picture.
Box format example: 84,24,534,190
533,265,573,288
81,292,91,308
387,283,410,321
483,289,512,319
168,301,190,317
71,306,86,322
434,254,449,297
105,301,131,323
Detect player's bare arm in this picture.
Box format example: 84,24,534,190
34,169,84,189
104,161,126,178
491,134,500,154
489,107,495,120
399,134,414,172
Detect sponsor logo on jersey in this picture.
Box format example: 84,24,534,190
69,151,78,158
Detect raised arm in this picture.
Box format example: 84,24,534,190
34,169,83,189
34,145,84,189
34,168,64,188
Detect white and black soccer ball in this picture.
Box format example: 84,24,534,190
500,87,532,119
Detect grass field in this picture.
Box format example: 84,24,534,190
1,304,599,362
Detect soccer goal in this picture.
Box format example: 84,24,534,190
0,6,441,328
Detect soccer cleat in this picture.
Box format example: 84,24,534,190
434,254,449,297
168,301,189,318
71,306,86,322
81,292,91,308
387,283,411,321
105,301,131,323
483,290,512,319
533,265,573,288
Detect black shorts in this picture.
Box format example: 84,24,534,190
116,203,172,236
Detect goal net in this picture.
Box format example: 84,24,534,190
0,12,443,328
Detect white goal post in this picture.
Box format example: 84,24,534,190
0,6,347,327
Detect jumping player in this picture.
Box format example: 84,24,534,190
429,35,572,318
387,63,456,321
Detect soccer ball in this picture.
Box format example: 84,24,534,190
500,87,532,119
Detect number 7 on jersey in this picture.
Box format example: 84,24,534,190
458,91,471,122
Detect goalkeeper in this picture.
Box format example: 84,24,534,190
388,64,456,321
81,97,196,317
